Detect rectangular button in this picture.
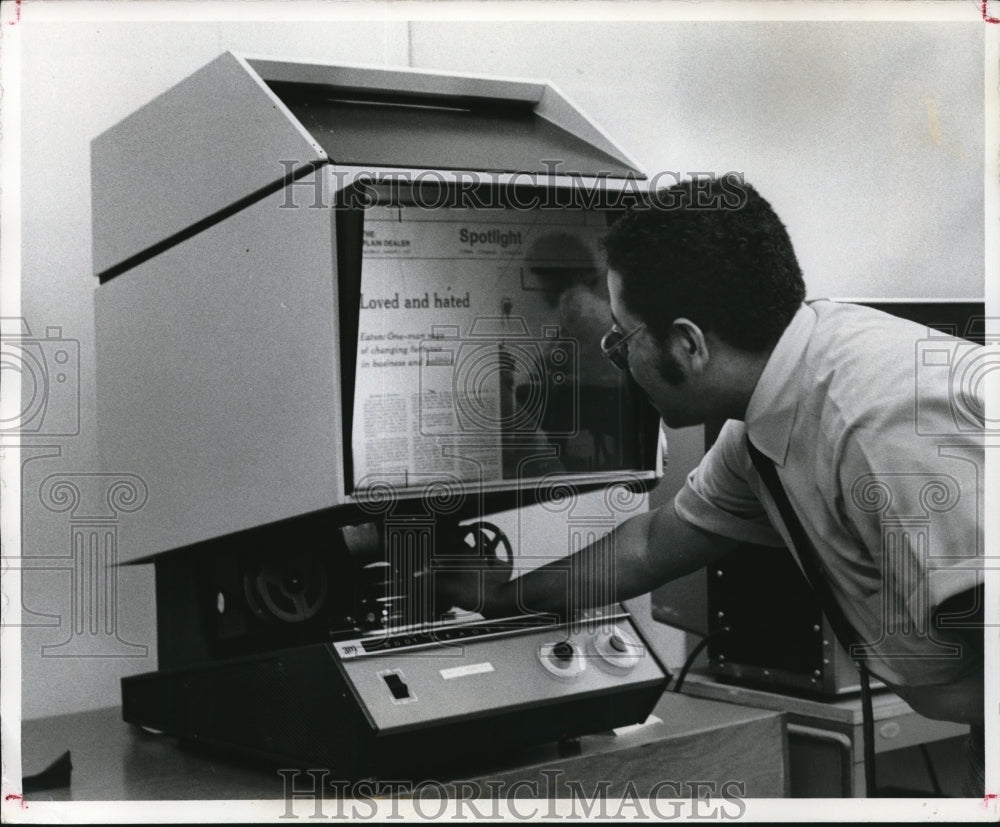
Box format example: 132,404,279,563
382,672,410,700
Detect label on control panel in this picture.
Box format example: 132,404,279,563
440,662,495,680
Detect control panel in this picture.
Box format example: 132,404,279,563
335,609,664,734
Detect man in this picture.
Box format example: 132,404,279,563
439,178,986,793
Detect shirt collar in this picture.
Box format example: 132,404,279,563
744,303,816,467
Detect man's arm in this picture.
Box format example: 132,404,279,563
453,498,740,620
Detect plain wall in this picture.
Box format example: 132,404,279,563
14,16,985,720
408,20,984,300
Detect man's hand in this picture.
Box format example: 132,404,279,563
434,499,737,621
432,522,515,618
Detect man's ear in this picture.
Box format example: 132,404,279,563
669,318,710,373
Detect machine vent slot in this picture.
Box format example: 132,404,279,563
266,80,638,176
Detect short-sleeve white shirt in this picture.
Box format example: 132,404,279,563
674,301,984,706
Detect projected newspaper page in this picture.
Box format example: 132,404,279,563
351,204,627,494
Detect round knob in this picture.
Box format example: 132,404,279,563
590,627,642,671
552,640,575,663
539,640,585,679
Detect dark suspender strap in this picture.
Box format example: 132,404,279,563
744,435,860,654
745,434,878,795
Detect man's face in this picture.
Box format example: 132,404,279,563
606,268,706,429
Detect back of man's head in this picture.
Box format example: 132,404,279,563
603,178,806,352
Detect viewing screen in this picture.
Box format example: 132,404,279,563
351,204,644,494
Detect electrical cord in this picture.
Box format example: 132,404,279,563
858,661,877,796
671,628,726,693
862,662,948,797
919,743,944,796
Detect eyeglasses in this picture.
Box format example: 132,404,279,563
600,323,646,371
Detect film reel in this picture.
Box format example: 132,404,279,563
458,521,513,571
243,550,329,624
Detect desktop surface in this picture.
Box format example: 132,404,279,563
20,691,786,802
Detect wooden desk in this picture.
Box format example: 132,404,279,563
679,673,968,797
20,692,787,805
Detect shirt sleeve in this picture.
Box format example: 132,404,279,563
674,419,785,547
